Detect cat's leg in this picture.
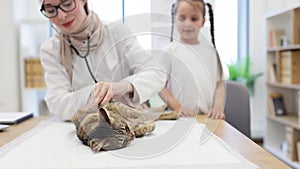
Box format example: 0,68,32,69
156,111,180,120
134,122,155,137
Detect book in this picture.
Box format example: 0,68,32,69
0,112,33,124
280,51,300,84
24,57,46,88
268,62,278,82
285,126,300,161
269,29,285,47
268,96,276,116
269,93,286,116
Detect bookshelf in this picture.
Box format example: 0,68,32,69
18,20,50,116
264,4,300,168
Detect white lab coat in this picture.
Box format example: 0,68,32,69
40,23,166,120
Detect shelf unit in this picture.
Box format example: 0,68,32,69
18,19,50,116
264,4,300,169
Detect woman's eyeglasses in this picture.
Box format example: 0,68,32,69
40,0,76,18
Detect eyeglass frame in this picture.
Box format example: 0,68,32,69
40,0,77,18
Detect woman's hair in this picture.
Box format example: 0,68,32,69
84,1,89,15
170,0,216,48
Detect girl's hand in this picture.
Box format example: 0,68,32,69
208,107,225,120
175,106,195,117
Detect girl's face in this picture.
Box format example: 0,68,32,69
175,1,205,44
42,0,87,34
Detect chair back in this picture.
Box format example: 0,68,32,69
224,81,251,138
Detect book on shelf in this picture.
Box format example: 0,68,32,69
24,57,45,88
280,51,300,84
268,62,278,82
285,126,300,161
269,29,285,47
268,93,287,116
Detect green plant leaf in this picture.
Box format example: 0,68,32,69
227,55,263,95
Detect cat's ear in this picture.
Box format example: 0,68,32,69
99,108,111,124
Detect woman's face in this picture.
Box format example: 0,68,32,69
175,1,205,44
42,0,87,33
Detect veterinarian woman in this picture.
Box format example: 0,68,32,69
39,0,166,120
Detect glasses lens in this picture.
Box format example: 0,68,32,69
61,0,76,12
41,0,76,18
43,7,57,18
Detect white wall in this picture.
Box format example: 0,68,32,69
249,0,266,138
0,0,19,111
265,0,300,12
249,0,300,138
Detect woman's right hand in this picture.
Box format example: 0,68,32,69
86,80,133,109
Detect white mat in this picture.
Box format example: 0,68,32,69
0,118,259,169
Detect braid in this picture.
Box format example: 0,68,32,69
170,3,176,42
206,3,216,48
206,3,223,78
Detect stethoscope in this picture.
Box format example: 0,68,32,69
68,34,98,83
51,22,98,83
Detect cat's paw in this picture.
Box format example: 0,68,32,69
89,139,103,152
135,122,155,137
157,111,180,120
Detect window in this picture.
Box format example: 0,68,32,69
89,0,248,65
88,0,123,22
215,0,249,77
215,0,249,63
215,0,238,65
89,0,151,49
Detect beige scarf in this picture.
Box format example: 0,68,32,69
59,11,104,81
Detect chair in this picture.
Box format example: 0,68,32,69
224,80,251,138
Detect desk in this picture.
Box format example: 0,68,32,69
0,115,291,169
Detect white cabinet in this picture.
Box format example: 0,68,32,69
18,20,50,116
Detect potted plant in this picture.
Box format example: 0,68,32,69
227,55,263,95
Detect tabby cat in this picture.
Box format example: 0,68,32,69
71,101,179,152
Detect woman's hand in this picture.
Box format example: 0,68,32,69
86,80,133,109
208,107,225,120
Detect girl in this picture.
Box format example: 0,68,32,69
39,0,166,120
159,0,225,119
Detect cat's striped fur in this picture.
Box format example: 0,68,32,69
72,101,179,152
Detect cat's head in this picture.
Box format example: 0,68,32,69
73,104,135,152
